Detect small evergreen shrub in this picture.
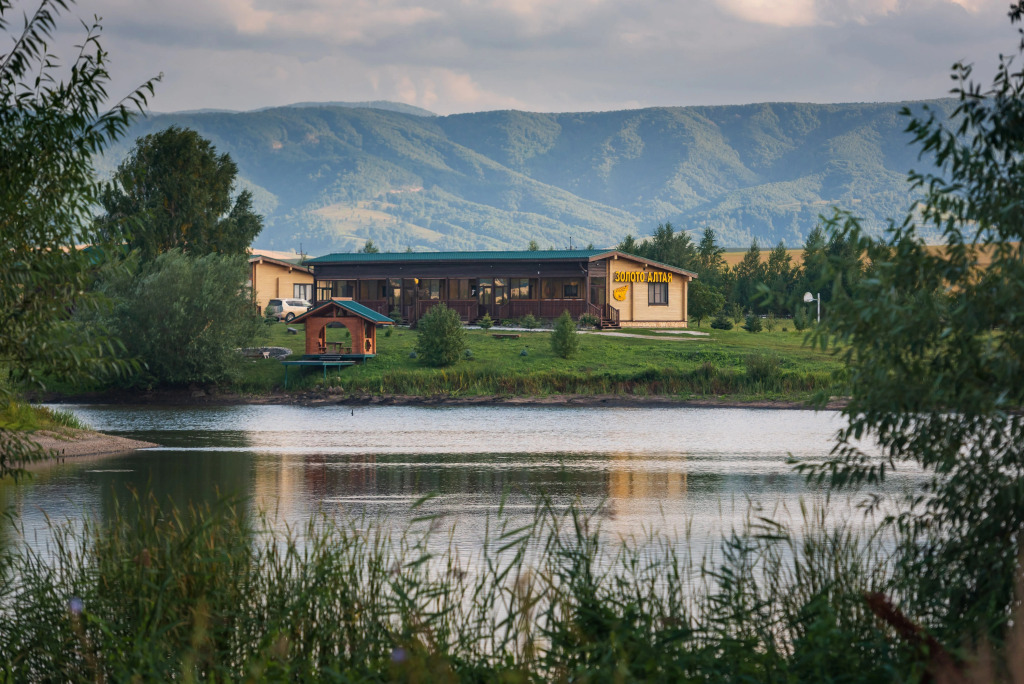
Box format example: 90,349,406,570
478,313,494,330
519,313,541,329
711,311,733,330
415,303,466,367
794,307,808,331
578,312,600,328
389,308,403,325
743,314,763,333
550,310,579,359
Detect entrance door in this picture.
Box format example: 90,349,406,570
477,278,493,318
590,277,606,314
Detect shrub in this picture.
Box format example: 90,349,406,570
743,314,763,333
478,313,494,330
550,310,580,359
578,312,600,328
519,313,541,329
389,308,403,325
745,352,781,382
415,303,466,367
764,313,777,332
728,302,744,322
101,250,263,386
793,307,808,331
711,311,733,330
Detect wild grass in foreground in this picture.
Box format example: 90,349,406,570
0,492,957,682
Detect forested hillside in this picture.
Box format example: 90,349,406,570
96,100,954,253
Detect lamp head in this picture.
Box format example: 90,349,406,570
803,291,815,303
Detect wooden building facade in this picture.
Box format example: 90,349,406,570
306,250,696,328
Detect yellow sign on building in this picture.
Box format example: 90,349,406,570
613,270,672,283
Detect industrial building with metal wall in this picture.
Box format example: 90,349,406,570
305,249,696,328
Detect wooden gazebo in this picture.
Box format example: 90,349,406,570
290,299,394,360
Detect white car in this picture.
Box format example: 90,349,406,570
265,298,310,322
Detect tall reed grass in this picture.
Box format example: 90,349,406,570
322,364,836,399
0,492,920,681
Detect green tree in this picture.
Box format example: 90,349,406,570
97,251,263,386
764,241,794,315
687,280,725,328
732,240,765,311
415,303,465,367
616,234,640,254
527,239,540,251
742,313,762,333
550,310,580,359
100,126,262,261
811,5,1024,643
0,0,156,475
696,228,727,289
360,239,380,253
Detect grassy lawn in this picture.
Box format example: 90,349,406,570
237,320,843,401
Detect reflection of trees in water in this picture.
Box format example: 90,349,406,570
97,450,252,527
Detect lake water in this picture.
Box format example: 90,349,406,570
5,405,918,557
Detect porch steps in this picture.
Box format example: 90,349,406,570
598,318,620,330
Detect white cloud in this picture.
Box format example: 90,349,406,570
59,0,1019,114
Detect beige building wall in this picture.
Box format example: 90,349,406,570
603,255,690,327
250,258,314,311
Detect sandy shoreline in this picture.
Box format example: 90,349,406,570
25,429,158,460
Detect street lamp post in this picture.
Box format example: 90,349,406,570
803,291,820,323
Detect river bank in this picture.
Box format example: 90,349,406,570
24,428,157,460
41,386,846,410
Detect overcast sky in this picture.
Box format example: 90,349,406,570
43,0,1019,115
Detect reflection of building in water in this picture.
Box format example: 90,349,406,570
606,452,687,501
251,454,301,519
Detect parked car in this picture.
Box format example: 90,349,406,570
265,298,310,322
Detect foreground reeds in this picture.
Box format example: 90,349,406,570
0,491,933,682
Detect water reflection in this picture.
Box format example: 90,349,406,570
3,405,916,555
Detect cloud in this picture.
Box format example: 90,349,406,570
56,0,1020,114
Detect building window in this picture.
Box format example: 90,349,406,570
451,279,476,299
416,278,444,300
359,280,386,300
293,283,312,300
541,278,581,299
648,282,669,305
510,278,535,299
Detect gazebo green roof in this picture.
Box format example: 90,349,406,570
291,299,394,324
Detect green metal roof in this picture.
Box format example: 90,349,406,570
292,299,395,324
333,299,395,323
307,249,611,264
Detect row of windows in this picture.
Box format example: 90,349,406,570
315,278,671,306
319,278,584,302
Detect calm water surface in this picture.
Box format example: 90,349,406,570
7,405,917,555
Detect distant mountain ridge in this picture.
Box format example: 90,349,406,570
101,99,955,253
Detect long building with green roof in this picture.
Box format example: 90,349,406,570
308,249,696,328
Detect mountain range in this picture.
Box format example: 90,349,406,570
96,99,957,254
